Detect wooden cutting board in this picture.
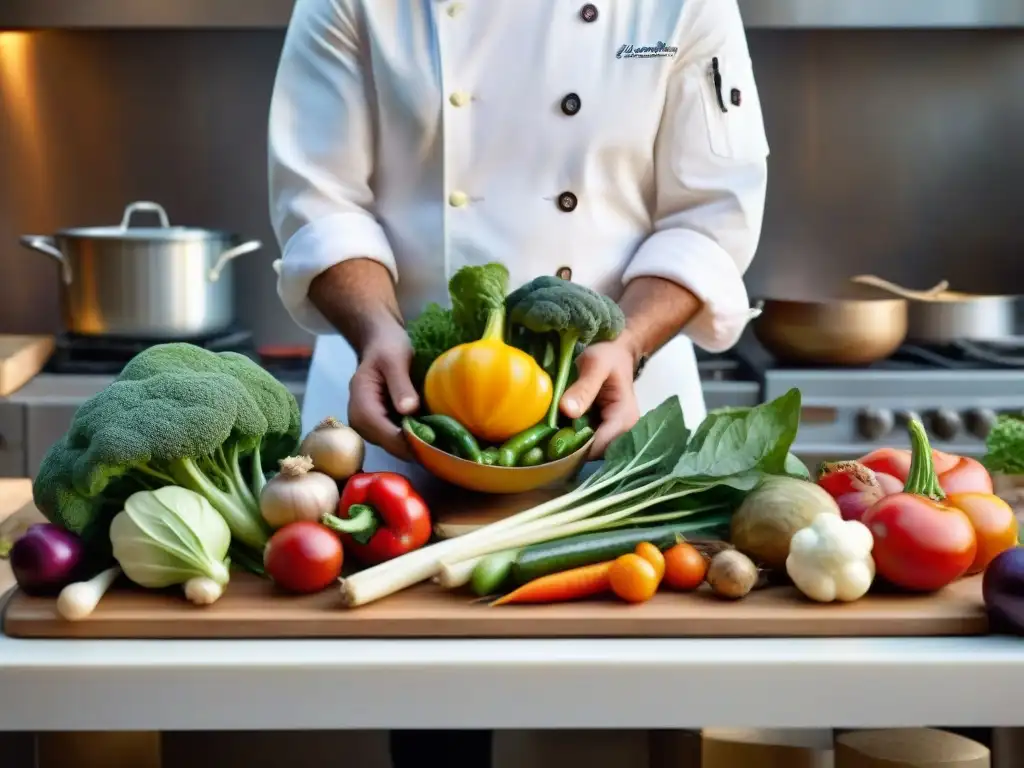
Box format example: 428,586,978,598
3,571,986,639
0,334,54,396
0,479,990,640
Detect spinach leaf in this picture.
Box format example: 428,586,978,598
784,453,811,480
601,396,689,476
673,388,802,480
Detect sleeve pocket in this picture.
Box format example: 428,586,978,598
694,55,770,162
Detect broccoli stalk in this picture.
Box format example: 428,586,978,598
505,277,626,429
167,452,267,550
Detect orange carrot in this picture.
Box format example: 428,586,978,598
491,561,613,606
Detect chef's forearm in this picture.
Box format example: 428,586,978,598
308,259,405,356
617,277,703,366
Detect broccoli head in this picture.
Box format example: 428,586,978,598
118,343,300,475
33,344,302,553
506,276,626,428
449,262,510,340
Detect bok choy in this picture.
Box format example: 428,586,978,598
111,486,232,605
338,389,803,607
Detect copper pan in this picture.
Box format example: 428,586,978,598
753,292,909,366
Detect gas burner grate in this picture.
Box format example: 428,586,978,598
891,340,1024,370
738,337,1024,376
45,326,256,375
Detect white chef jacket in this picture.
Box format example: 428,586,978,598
269,0,769,469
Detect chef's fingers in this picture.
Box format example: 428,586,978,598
348,362,413,461
589,392,641,459
379,352,420,416
560,351,610,419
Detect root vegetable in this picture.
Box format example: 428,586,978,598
706,550,758,599
260,456,340,529
492,561,613,605
983,547,1024,635
6,524,85,595
730,476,840,569
299,417,365,481
57,566,121,621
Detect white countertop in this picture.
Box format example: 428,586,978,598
5,622,1024,731
4,479,1024,733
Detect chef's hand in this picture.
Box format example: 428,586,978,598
348,323,420,461
559,334,641,459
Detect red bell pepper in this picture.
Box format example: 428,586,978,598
321,472,432,566
861,419,1016,591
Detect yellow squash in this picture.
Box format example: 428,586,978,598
424,338,553,444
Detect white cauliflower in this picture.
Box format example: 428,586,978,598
785,513,875,603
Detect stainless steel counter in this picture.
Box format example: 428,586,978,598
2,0,1022,30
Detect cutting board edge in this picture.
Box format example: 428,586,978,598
2,581,991,641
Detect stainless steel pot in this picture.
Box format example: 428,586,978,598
20,201,262,338
850,275,1022,343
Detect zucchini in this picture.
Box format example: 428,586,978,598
497,424,557,467
470,550,520,596
519,446,545,467
511,521,724,585
418,414,483,463
401,416,436,445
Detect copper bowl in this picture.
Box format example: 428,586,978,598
754,295,908,366
403,424,593,495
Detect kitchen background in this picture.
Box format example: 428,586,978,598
1,4,1024,768
1,1,1023,478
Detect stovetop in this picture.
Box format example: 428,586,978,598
44,327,257,375
42,328,313,381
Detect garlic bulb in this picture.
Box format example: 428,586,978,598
260,455,340,529
298,417,365,481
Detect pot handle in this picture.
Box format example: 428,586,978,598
120,201,171,229
19,235,73,285
208,240,263,282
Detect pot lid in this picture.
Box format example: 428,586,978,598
57,202,233,241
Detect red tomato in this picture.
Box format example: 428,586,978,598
858,447,993,495
264,522,343,594
861,494,977,592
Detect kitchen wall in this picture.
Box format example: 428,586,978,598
1,29,1023,345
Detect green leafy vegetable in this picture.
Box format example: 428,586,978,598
505,276,626,428
406,303,463,390
110,486,232,605
33,343,301,555
405,263,511,388
983,414,1024,475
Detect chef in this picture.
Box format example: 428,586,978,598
268,0,768,765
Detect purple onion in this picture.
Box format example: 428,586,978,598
983,547,1024,636
9,524,85,595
